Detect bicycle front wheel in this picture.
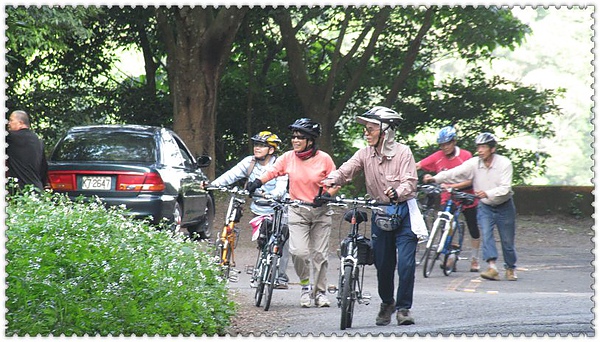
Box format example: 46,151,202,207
254,258,266,307
264,254,279,311
223,243,232,280
442,252,456,276
216,240,232,280
423,220,444,278
340,264,355,330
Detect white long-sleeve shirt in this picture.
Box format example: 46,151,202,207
432,154,514,206
212,155,288,215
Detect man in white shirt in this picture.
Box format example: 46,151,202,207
423,132,518,281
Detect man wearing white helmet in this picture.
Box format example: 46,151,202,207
423,132,517,281
323,106,428,326
416,126,481,272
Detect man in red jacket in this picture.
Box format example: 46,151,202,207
417,126,481,272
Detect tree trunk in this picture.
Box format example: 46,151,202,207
274,8,390,157
156,6,248,178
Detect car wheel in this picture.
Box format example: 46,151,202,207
198,195,216,240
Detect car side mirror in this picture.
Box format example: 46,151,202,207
196,155,212,168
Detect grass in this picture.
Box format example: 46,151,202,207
5,185,236,336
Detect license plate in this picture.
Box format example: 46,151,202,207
81,176,112,190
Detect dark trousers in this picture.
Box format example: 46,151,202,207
370,202,418,310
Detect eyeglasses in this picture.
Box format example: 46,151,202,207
253,142,269,148
363,127,380,135
291,135,308,140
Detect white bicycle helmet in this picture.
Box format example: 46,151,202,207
356,106,403,128
475,132,497,147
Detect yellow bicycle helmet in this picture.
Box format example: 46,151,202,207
251,131,281,151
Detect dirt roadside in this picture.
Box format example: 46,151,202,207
206,193,595,336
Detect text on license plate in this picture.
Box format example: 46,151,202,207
82,176,112,190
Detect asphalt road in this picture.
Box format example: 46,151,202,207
219,214,595,337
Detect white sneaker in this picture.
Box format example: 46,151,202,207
300,286,312,308
314,292,331,307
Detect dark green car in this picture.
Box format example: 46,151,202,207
48,124,215,239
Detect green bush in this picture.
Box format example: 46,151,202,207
5,187,236,336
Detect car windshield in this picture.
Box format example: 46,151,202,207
52,130,156,163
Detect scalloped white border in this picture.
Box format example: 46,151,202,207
1,3,596,339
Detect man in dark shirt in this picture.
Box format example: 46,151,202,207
6,110,48,191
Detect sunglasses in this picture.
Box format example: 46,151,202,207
363,127,380,135
291,135,308,140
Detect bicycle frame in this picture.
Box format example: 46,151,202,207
206,186,247,282
415,184,441,265
422,184,475,278
251,194,310,311
320,194,385,330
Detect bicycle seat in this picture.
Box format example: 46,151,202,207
344,210,368,224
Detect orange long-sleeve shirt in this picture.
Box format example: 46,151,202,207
260,150,336,203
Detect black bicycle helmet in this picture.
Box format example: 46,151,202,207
357,106,403,129
475,132,497,148
288,118,321,138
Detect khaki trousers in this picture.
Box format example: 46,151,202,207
287,205,332,295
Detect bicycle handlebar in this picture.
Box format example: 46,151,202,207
315,194,389,213
252,192,313,211
420,183,478,204
206,185,250,197
418,183,443,195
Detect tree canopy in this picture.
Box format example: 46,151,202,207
6,5,574,187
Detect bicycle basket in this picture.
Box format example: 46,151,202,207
341,235,374,265
257,217,273,249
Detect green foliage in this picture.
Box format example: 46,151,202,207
6,6,122,150
568,193,584,219
5,187,235,336
5,6,583,185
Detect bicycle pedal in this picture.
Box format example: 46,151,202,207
245,265,254,274
327,284,338,294
358,298,371,305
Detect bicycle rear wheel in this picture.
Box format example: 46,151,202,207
423,220,444,278
415,208,436,266
264,254,279,311
340,264,355,330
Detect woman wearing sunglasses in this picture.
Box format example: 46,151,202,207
246,118,337,309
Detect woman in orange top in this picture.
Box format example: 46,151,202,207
246,118,337,308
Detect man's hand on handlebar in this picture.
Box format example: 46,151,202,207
384,186,399,201
422,174,434,184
